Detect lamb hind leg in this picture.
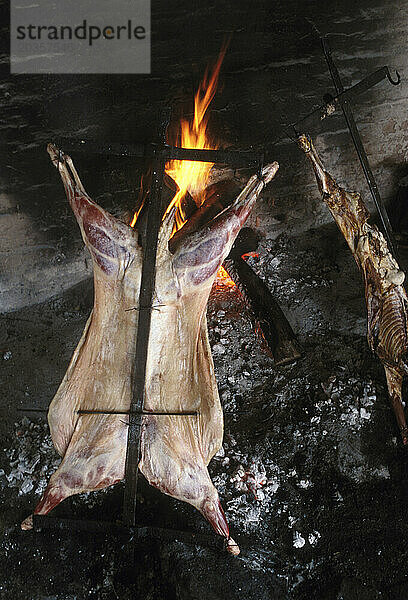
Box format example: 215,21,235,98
21,420,126,530
200,496,240,555
21,466,123,531
21,472,74,530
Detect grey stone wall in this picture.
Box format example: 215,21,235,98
1,0,407,310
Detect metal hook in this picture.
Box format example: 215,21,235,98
386,68,401,86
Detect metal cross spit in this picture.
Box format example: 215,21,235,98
23,107,264,551
86,109,264,533
291,36,401,258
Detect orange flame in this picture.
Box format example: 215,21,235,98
130,43,228,229
130,169,150,228
163,43,228,229
130,43,234,287
129,205,142,228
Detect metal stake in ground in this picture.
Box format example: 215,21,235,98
122,109,170,529
321,36,400,259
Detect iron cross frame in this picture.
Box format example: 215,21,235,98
322,37,401,259
27,108,263,537
18,112,262,552
291,36,401,258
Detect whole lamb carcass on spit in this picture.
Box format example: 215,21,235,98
21,144,279,554
299,134,408,444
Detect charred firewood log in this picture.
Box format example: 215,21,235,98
224,229,302,366
21,144,279,554
299,134,408,444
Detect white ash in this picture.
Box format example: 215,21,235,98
0,418,113,507
288,516,297,529
322,378,376,431
308,531,321,546
1,417,59,497
212,450,284,533
207,244,395,537
293,531,306,549
298,480,312,489
212,344,226,355
294,530,321,549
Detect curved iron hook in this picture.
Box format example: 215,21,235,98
386,68,401,86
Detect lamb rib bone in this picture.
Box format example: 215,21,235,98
298,134,408,444
21,144,279,555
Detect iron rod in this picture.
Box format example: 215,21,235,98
122,109,171,528
55,138,262,167
122,156,165,528
291,66,396,133
77,409,197,416
163,146,261,167
340,66,397,102
32,515,226,550
18,407,247,415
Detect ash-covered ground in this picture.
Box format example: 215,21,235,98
1,227,408,599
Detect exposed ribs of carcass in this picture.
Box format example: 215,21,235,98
21,144,278,553
299,134,408,444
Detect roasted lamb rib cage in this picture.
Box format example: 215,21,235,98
299,134,408,444
21,144,279,553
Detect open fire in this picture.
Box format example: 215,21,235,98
163,41,228,231
130,42,236,287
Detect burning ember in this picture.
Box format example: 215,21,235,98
216,265,237,288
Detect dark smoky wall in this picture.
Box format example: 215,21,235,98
0,0,407,310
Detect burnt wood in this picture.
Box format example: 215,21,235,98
223,255,302,366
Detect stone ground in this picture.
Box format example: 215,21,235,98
1,225,408,599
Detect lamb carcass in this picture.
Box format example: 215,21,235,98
21,144,279,553
299,134,408,444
